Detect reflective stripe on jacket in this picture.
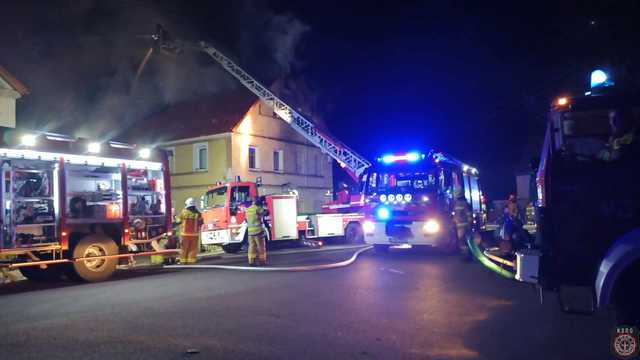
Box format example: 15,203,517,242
180,208,201,237
245,204,265,236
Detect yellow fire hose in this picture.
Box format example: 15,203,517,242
164,246,373,272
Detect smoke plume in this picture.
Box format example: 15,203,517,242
0,0,309,141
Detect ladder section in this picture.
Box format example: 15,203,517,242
196,41,371,178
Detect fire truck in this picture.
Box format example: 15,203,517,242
199,180,364,253
0,130,176,282
360,151,485,252
151,26,485,253
473,69,640,324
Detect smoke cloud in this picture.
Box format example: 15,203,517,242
0,0,309,141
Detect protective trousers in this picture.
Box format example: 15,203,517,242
248,232,267,265
180,235,198,264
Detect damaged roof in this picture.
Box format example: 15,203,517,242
132,88,257,143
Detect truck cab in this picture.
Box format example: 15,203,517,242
360,152,484,252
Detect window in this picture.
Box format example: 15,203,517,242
314,154,322,175
204,187,227,209
273,150,283,172
193,143,208,171
249,146,259,170
165,147,175,173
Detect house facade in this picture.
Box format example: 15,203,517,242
154,93,333,215
0,65,29,128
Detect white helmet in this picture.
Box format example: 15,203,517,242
184,197,196,208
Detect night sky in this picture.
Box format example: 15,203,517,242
1,1,639,199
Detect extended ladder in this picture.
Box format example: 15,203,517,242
153,28,371,179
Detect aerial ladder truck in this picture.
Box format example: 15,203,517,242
150,26,485,253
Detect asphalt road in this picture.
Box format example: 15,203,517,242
0,245,616,360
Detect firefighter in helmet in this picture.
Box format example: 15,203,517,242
177,198,202,264
246,196,268,266
453,191,473,260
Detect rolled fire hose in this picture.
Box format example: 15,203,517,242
164,245,373,272
467,235,516,279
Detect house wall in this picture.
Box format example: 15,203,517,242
230,101,333,213
165,135,231,213
0,82,19,128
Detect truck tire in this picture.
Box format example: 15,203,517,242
19,266,65,282
345,223,364,244
222,243,243,254
71,235,118,282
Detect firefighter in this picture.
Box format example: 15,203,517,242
599,108,636,162
246,196,268,266
336,182,350,204
501,194,525,254
177,198,202,264
453,192,473,260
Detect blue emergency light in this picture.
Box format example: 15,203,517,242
590,69,614,89
379,152,424,164
376,206,391,220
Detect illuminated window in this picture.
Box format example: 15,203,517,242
193,143,208,171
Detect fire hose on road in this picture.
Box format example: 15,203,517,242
164,246,373,272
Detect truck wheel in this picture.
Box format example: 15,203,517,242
374,244,390,253
345,223,364,244
71,235,118,282
19,266,64,282
222,243,242,254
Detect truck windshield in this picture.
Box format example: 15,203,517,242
204,187,227,208
366,171,438,195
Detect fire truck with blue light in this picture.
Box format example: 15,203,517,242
151,25,487,253
360,151,485,252
472,68,640,325
0,130,176,282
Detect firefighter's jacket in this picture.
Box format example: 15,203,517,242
453,199,472,229
179,208,202,238
246,204,266,236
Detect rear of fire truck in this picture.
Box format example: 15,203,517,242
0,130,175,282
360,151,483,252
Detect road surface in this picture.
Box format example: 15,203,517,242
0,245,615,359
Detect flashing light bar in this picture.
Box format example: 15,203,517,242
0,148,163,170
379,152,424,164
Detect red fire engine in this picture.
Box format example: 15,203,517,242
0,129,176,282
359,151,485,252
200,180,364,253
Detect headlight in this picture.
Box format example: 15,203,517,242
387,194,395,202
363,220,375,234
422,195,429,202
404,193,412,201
396,194,403,202
423,219,440,234
376,207,391,220
230,216,237,224
379,194,387,202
